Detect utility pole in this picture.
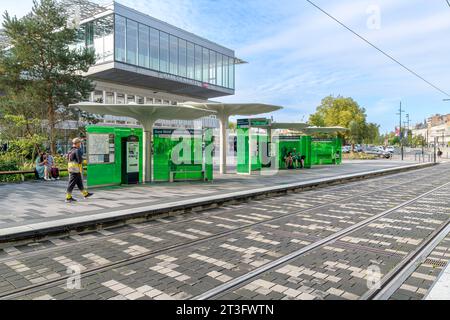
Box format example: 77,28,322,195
397,102,404,160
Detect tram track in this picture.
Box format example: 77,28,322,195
193,180,450,300
0,165,434,264
363,219,450,300
0,166,447,300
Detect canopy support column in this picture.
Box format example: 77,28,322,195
218,113,229,175
142,120,155,184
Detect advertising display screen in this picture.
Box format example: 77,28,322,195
126,141,140,173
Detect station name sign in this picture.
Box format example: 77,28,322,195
312,138,334,142
237,118,271,129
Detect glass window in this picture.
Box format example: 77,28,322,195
137,96,144,104
150,28,160,71
217,54,223,87
178,39,187,78
116,93,125,104
223,56,229,89
138,24,149,68
229,57,235,89
126,19,138,65
187,42,195,79
202,48,209,83
159,32,169,73
102,15,114,62
169,35,178,75
146,97,154,104
85,22,94,50
105,92,114,104
93,90,103,103
93,20,103,62
194,45,202,81
209,50,216,85
127,95,135,104
114,15,126,62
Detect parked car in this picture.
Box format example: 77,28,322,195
365,147,392,159
342,146,351,153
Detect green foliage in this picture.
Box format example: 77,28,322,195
0,152,22,182
0,0,96,153
309,95,380,146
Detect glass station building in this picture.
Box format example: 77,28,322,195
73,1,239,127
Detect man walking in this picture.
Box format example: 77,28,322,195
66,138,93,203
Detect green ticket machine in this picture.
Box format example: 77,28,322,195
121,135,140,185
311,138,343,165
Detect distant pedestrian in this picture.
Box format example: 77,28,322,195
437,148,443,160
66,138,93,203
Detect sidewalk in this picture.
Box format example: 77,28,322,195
0,160,434,242
426,260,450,300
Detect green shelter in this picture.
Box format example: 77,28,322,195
71,102,215,185
303,127,347,166
86,125,143,187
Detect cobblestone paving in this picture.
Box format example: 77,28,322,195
0,163,448,300
0,160,419,229
389,234,450,300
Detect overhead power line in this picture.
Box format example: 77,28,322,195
305,0,450,98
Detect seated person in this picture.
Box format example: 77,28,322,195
45,152,60,180
284,152,294,169
292,148,300,169
300,155,306,168
35,152,47,180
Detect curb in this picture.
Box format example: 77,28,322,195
0,162,437,246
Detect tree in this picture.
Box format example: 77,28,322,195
0,0,95,153
309,95,379,148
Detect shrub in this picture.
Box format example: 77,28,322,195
0,152,23,182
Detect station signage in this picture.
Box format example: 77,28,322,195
237,118,271,129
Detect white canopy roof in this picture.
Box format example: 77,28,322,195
182,102,283,117
70,102,217,130
302,126,348,134
270,123,309,130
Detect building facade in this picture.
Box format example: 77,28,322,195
73,1,240,128
412,114,450,147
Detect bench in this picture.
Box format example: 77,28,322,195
0,169,70,181
169,169,207,182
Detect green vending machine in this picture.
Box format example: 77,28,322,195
86,126,143,187
311,138,343,165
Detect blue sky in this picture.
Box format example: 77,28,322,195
1,0,449,132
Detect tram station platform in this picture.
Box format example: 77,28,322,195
0,160,436,243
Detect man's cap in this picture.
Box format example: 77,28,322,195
72,138,82,144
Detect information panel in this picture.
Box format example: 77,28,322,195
126,141,140,173
88,133,115,164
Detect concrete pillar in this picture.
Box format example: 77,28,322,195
142,120,155,184
218,114,229,174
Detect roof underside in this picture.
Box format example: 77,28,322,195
89,67,234,99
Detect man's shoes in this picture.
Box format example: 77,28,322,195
66,197,77,203
84,192,94,199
